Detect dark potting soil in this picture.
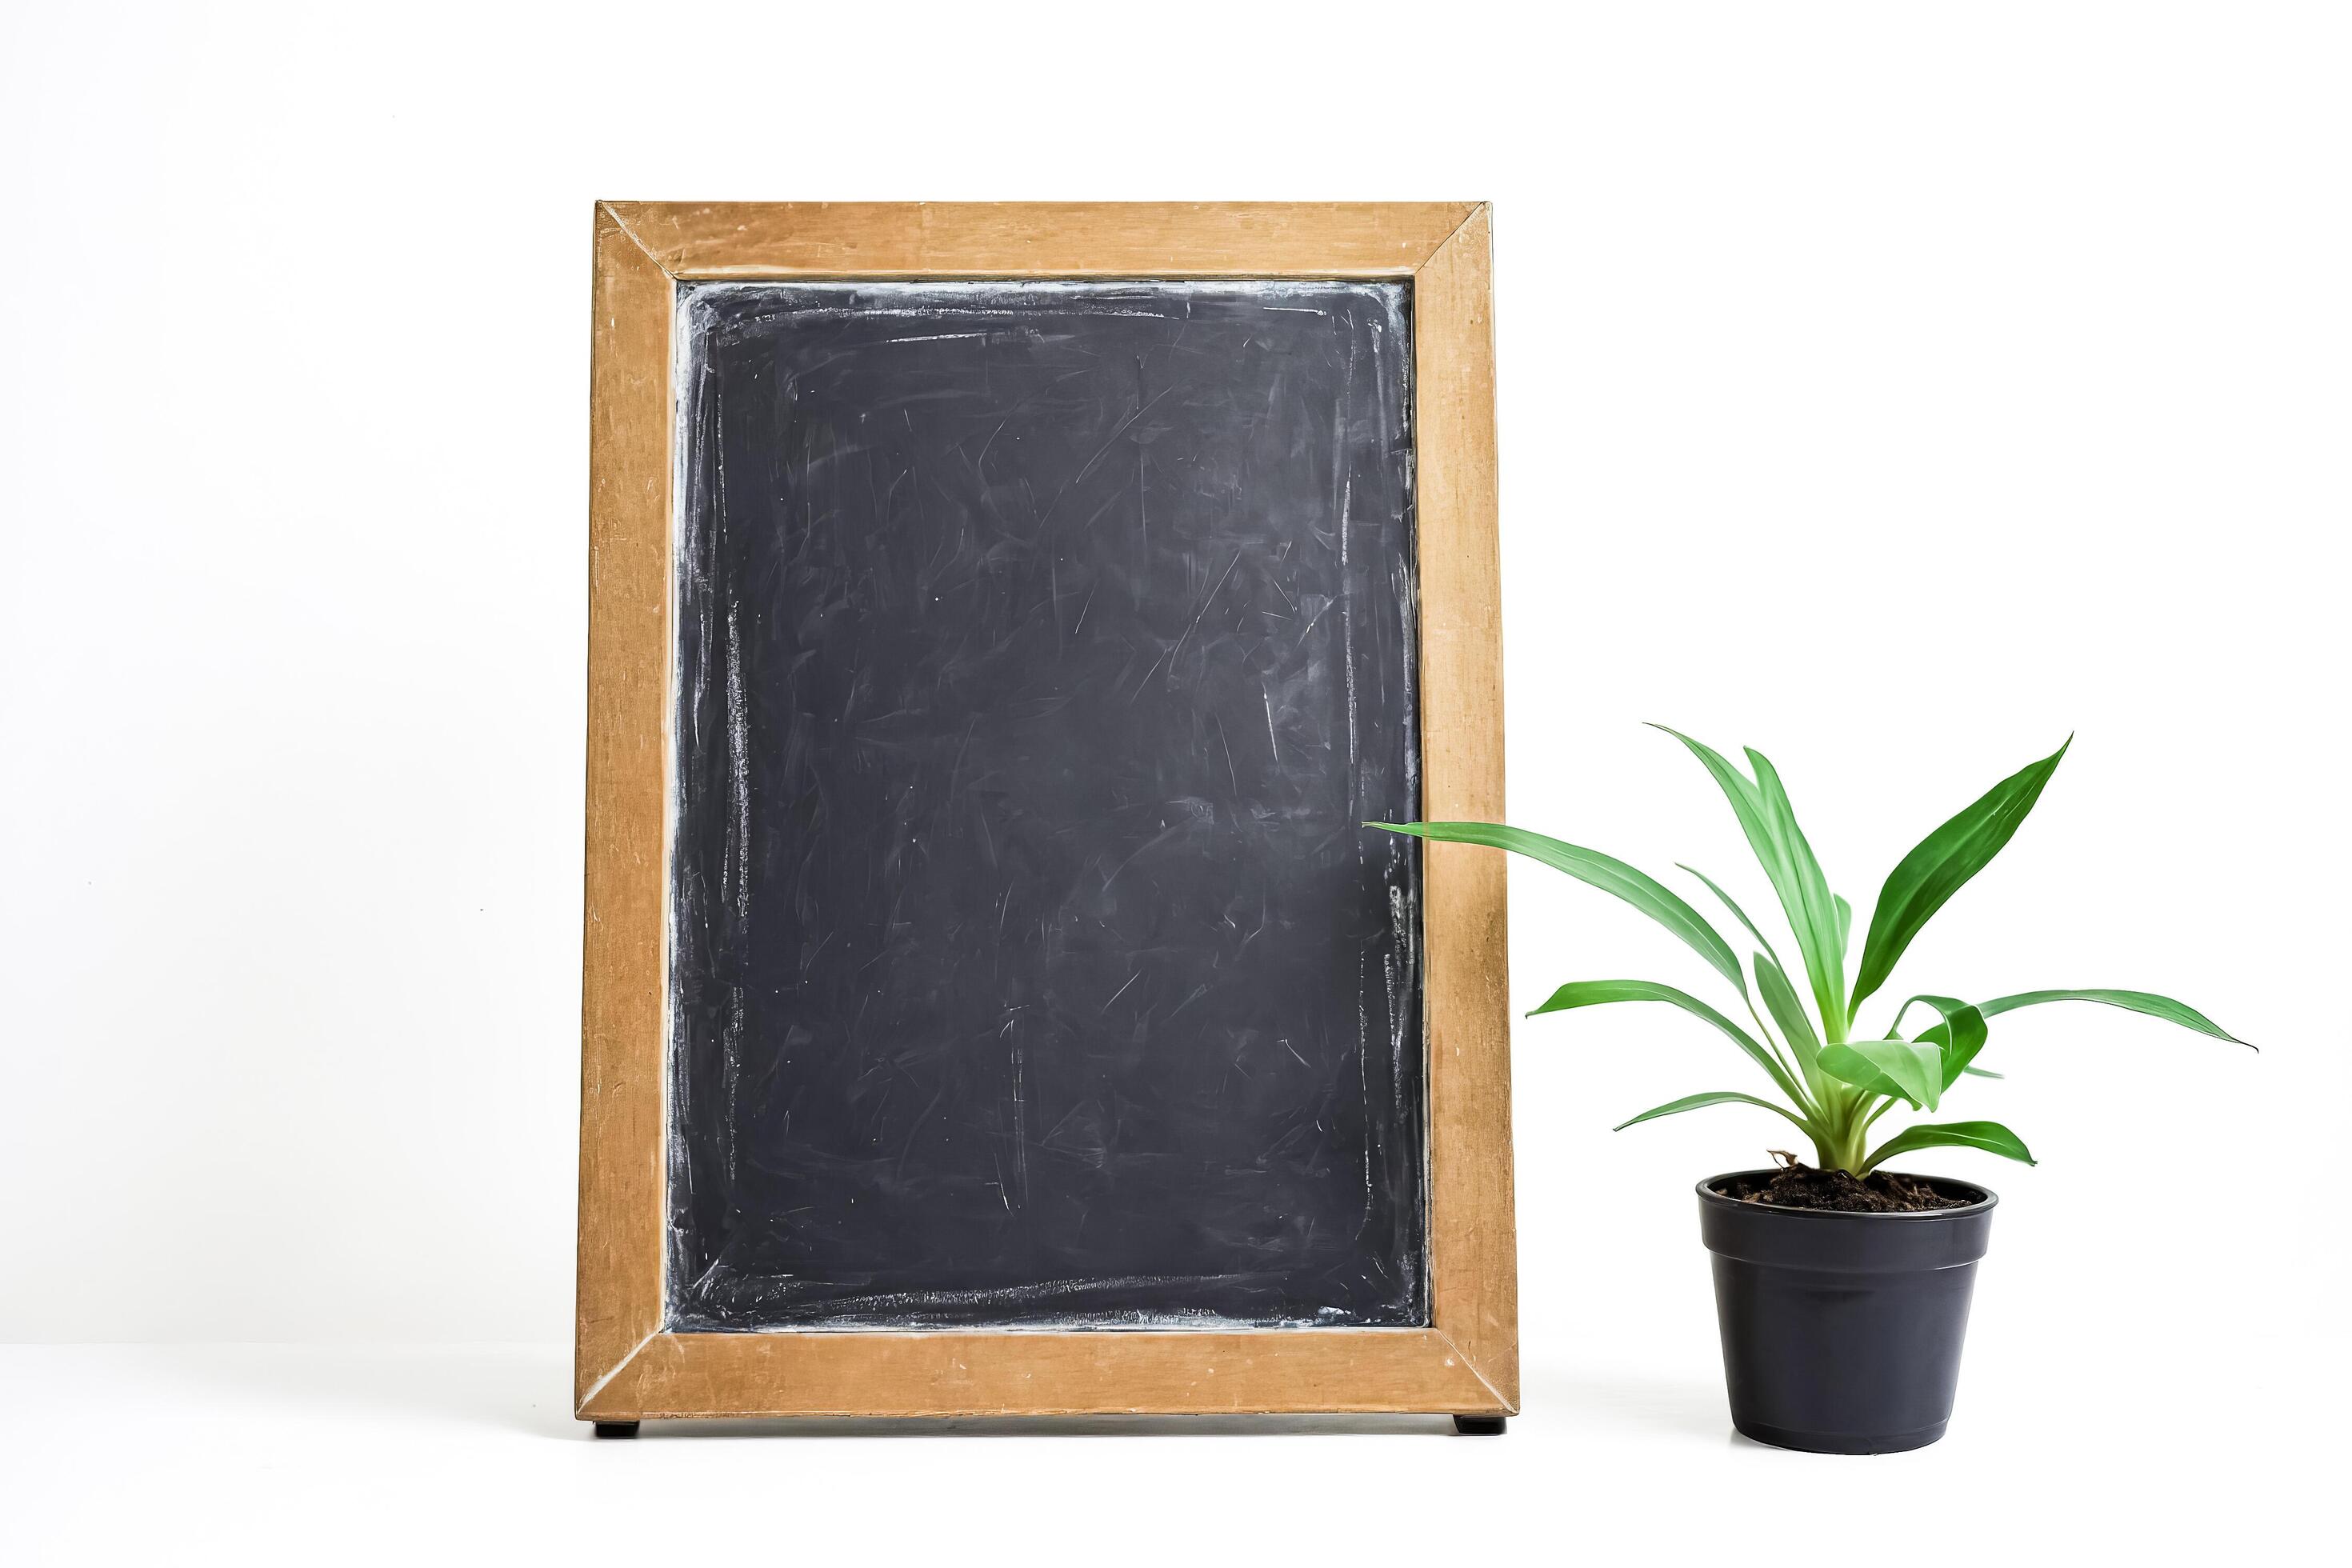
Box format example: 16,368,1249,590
1718,1163,1974,1213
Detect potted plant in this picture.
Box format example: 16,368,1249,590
1375,727,2247,1454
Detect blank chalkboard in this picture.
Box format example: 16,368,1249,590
664,279,1425,1332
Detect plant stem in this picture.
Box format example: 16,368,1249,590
1806,1090,1878,1174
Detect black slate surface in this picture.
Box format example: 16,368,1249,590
666,281,1425,1330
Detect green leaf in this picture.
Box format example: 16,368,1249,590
1834,894,1853,962
1810,1050,1910,1104
1614,1091,1810,1133
1648,729,1846,1036
1678,864,1789,980
1746,747,1850,1038
1753,951,1823,1087
1893,994,1990,1090
1962,1065,2005,1079
1370,821,1745,996
1863,1119,2036,1173
1528,978,1806,1107
1818,1038,1945,1110
1974,988,2249,1046
1650,725,1770,819
1850,737,2072,1015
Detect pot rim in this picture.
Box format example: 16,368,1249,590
1698,1168,1998,1220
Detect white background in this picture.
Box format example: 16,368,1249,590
3,2,2345,1562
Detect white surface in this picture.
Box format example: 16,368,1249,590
2,2,2347,1559
2,1334,2338,1564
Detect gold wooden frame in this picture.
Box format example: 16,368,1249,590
580,202,1511,1422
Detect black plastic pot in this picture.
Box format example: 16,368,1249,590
1698,1171,1997,1454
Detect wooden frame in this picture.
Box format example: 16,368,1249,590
580,203,1511,1422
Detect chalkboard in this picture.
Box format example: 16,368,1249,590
664,280,1426,1332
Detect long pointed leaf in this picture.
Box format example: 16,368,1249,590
1678,864,1789,980
1614,1091,1810,1133
1918,988,2249,1081
1863,1119,2036,1173
1650,724,1779,890
1974,988,2248,1046
1650,724,1770,825
1754,951,1824,1090
1650,728,1844,1034
1834,894,1853,962
1851,737,2072,1014
1746,747,1850,1037
1818,1038,1944,1110
1370,821,1745,995
1528,978,1806,1107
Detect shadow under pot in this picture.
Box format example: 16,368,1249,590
1697,1172,1997,1454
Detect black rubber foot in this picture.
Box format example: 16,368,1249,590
1452,1414,1507,1436
592,1421,641,1439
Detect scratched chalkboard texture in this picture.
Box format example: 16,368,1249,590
666,281,1423,1330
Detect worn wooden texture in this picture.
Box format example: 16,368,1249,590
578,201,1513,1419
580,1330,1503,1420
1413,206,1518,1411
600,201,1479,279
576,207,672,1408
